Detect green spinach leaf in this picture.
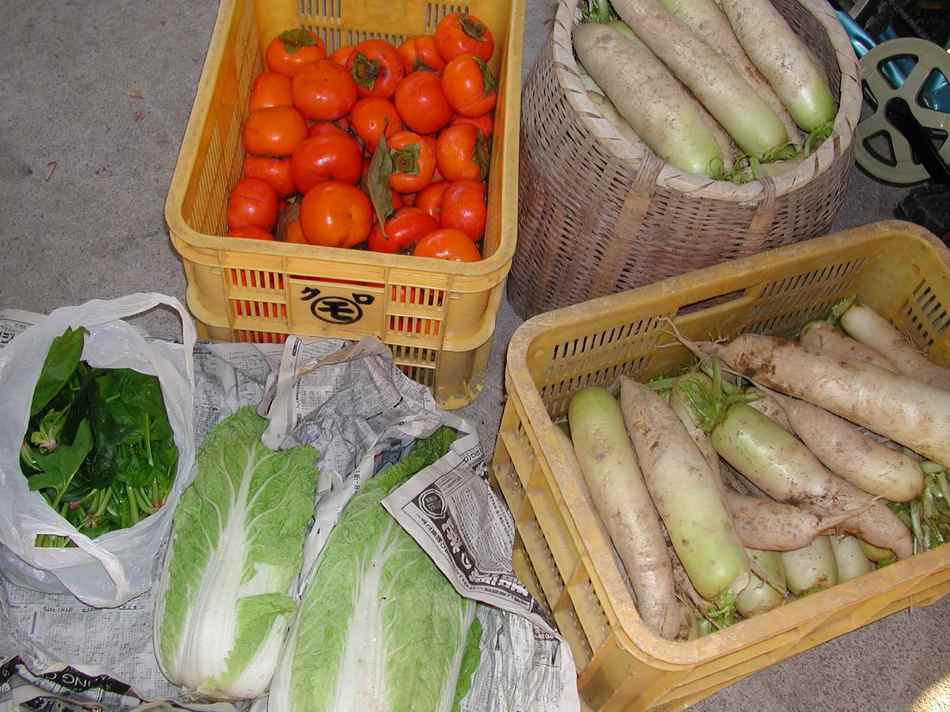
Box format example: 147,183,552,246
82,368,178,490
28,420,94,508
31,327,86,416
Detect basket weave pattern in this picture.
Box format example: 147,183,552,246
509,0,861,319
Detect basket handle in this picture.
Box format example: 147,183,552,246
592,152,665,296
743,177,778,256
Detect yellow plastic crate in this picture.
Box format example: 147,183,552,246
492,220,950,711
164,0,523,409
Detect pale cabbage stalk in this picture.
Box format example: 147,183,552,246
153,407,319,699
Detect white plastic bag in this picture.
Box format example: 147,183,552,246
0,294,196,607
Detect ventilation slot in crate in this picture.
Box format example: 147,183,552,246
539,316,665,416
517,510,566,607
234,5,260,106
492,458,525,516
552,594,593,670
388,285,446,338
189,125,228,236
229,269,286,291
548,315,664,364
398,363,437,388
902,280,950,350
568,572,610,653
235,329,288,344
224,106,245,188
388,315,443,338
500,418,536,490
392,344,438,388
745,259,865,335
232,300,288,321
310,26,344,51
300,0,343,21
346,29,405,47
511,535,546,608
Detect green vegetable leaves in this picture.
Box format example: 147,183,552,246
273,426,480,712
28,420,93,507
31,326,85,416
155,407,319,699
22,328,179,544
452,616,484,712
86,368,178,490
31,406,69,452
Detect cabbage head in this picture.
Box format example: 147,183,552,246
268,426,481,712
153,407,319,699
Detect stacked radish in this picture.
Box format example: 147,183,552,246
572,0,837,181
563,301,950,639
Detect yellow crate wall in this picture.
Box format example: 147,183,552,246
492,222,950,711
166,0,523,408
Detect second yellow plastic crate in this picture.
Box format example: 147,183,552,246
492,220,950,711
164,0,524,409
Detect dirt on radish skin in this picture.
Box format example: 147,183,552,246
830,534,874,582
735,548,786,617
763,389,924,502
621,378,750,603
609,0,789,157
800,321,898,373
658,0,801,144
724,490,823,551
573,22,723,176
711,403,914,559
747,395,793,431
568,387,683,639
782,535,838,595
718,0,836,132
697,333,950,467
838,303,950,392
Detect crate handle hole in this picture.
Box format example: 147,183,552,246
677,289,750,316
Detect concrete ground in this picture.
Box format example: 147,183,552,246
0,0,947,709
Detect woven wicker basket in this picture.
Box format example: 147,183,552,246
509,0,862,319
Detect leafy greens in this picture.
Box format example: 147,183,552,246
21,327,179,546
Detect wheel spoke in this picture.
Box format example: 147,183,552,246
909,105,950,133
891,131,914,165
857,111,890,141
862,68,895,107
901,60,932,95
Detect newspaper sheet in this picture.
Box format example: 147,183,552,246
0,310,579,712
383,431,579,712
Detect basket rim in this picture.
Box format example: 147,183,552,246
504,220,950,666
551,0,862,203
163,0,523,283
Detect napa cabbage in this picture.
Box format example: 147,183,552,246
153,407,319,699
268,426,481,712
